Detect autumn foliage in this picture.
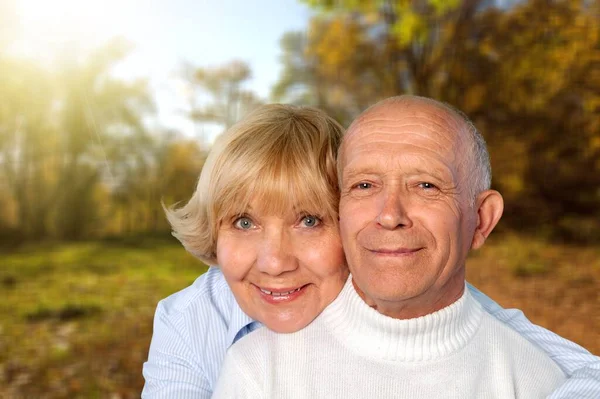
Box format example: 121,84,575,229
275,0,600,241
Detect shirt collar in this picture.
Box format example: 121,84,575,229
225,287,262,347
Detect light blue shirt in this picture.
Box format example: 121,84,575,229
142,267,600,398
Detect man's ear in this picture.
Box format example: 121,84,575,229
471,190,504,250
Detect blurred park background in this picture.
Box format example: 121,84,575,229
1,0,599,397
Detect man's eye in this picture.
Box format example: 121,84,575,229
419,182,437,190
234,217,254,230
300,215,321,228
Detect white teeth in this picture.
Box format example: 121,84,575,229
260,287,301,296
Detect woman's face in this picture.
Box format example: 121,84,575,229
216,199,348,333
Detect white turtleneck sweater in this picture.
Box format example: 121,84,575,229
213,277,565,398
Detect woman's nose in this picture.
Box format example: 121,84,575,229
256,229,298,275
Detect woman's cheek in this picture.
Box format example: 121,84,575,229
217,234,255,281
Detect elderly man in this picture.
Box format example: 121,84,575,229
213,96,598,398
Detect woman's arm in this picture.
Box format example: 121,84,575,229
468,283,600,398
141,301,212,399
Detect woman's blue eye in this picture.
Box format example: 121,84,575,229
234,217,254,230
356,182,371,189
301,215,321,227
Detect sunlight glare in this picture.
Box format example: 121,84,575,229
12,0,134,61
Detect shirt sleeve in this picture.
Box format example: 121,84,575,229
142,301,212,399
468,283,600,398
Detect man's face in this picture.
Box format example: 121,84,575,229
338,102,478,318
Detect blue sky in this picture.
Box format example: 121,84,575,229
11,0,313,139
115,0,312,96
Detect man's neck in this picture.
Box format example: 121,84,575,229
351,271,466,320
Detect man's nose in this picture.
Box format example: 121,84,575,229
256,229,298,275
376,189,413,229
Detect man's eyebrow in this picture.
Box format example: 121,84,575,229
412,165,462,187
343,166,453,183
409,168,446,180
409,166,459,184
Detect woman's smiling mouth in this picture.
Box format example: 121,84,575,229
255,285,308,303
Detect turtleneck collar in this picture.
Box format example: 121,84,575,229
321,276,483,362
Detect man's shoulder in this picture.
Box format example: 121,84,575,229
479,310,564,370
479,310,536,348
477,311,567,393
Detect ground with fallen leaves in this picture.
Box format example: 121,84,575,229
1,234,598,398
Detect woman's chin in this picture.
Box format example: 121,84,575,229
263,316,315,334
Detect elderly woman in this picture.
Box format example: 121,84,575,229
142,104,599,398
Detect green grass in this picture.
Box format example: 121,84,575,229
2,234,598,397
0,237,207,398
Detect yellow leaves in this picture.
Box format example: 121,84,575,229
499,174,525,197
487,1,600,113
363,10,380,24
490,136,528,200
428,0,460,16
589,135,600,152
389,0,462,47
392,8,426,46
300,0,600,241
583,97,600,115
305,14,391,117
463,85,487,113
308,17,362,78
163,141,204,176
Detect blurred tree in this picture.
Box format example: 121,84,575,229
0,39,156,240
184,60,263,134
437,0,600,239
1,45,256,242
272,32,322,107
158,138,205,208
52,39,154,239
273,22,388,124
295,0,481,124
107,131,204,235
291,0,600,240
0,58,58,238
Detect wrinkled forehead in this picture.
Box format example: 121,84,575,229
341,101,468,166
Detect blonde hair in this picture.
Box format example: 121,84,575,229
165,104,344,265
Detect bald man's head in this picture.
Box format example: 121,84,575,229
339,95,491,204
337,96,504,319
